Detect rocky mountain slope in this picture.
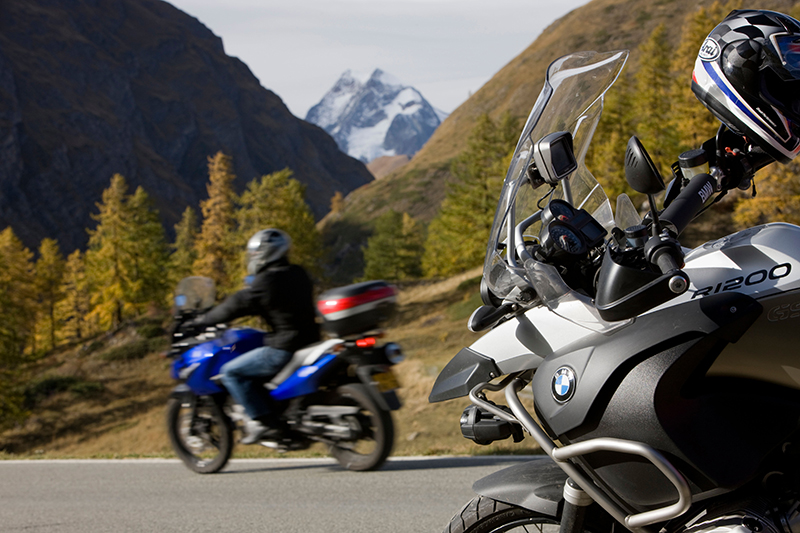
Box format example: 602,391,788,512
0,0,373,252
306,69,446,163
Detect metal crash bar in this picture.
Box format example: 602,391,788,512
468,378,692,532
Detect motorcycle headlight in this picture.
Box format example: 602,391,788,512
383,343,404,364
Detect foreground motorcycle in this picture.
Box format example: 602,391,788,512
166,276,402,473
430,20,800,533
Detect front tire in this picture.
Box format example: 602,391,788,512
328,383,394,471
444,496,560,533
166,395,233,474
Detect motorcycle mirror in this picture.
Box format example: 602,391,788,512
532,131,578,184
624,136,665,195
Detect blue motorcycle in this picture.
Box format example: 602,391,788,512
166,276,403,473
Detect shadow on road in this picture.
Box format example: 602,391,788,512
219,455,545,475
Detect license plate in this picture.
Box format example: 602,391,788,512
373,371,399,392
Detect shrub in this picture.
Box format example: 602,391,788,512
101,338,166,362
23,376,105,408
137,323,166,339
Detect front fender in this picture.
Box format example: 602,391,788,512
169,383,195,402
472,456,565,517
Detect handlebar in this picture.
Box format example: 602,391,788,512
660,173,717,237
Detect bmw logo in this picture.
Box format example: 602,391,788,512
552,367,576,403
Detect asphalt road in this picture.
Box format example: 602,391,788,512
0,455,539,532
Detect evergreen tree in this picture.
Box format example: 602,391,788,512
362,210,424,281
170,206,199,285
56,250,92,342
193,152,239,295
330,191,345,214
0,227,36,366
85,175,167,329
734,161,800,227
632,24,680,175
586,82,636,204
127,186,169,310
237,168,324,278
34,238,65,352
422,113,518,277
85,174,133,329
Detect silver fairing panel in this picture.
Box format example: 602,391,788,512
468,223,800,378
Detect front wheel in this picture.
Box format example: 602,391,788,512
166,395,233,474
328,383,394,471
444,496,561,533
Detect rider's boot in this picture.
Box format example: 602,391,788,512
241,417,287,444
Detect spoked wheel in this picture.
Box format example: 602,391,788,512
327,383,394,471
166,395,233,474
444,496,561,533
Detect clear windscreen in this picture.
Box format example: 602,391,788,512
174,276,216,312
483,50,630,331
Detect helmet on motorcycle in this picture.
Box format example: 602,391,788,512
246,229,291,275
692,9,800,163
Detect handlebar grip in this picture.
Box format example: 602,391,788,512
655,252,679,274
660,173,717,236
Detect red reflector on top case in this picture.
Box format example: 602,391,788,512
317,286,395,315
356,337,376,348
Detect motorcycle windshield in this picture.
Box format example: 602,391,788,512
483,50,629,331
174,276,216,312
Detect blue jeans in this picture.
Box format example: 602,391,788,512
220,346,293,421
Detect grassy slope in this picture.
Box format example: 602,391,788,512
0,268,541,459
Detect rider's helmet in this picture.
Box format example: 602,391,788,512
246,228,291,275
692,9,800,163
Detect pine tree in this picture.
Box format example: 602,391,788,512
34,238,65,352
127,186,169,311
422,113,518,277
193,152,239,295
85,175,167,329
362,210,424,281
586,81,636,205
237,168,324,279
734,161,800,227
171,206,199,285
632,24,680,175
56,250,92,342
85,174,133,329
330,191,344,214
0,227,36,366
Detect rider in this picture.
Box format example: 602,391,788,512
190,228,320,443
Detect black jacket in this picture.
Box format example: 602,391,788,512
197,260,320,352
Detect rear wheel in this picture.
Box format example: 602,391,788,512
444,496,560,533
328,383,394,471
166,395,233,474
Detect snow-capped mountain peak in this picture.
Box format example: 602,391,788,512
306,69,448,163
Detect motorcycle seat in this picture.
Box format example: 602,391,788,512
266,338,342,390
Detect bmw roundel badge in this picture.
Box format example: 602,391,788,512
552,367,576,403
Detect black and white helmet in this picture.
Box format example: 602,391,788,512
246,228,291,275
692,10,800,163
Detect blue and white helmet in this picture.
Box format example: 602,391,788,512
246,228,291,275
692,10,800,163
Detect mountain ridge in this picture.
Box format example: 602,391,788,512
0,0,373,252
306,68,446,163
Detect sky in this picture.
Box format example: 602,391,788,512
165,0,589,118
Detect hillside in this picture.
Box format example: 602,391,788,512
0,0,373,252
0,269,540,459
321,0,800,280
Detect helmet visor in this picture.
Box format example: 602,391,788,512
770,34,800,73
